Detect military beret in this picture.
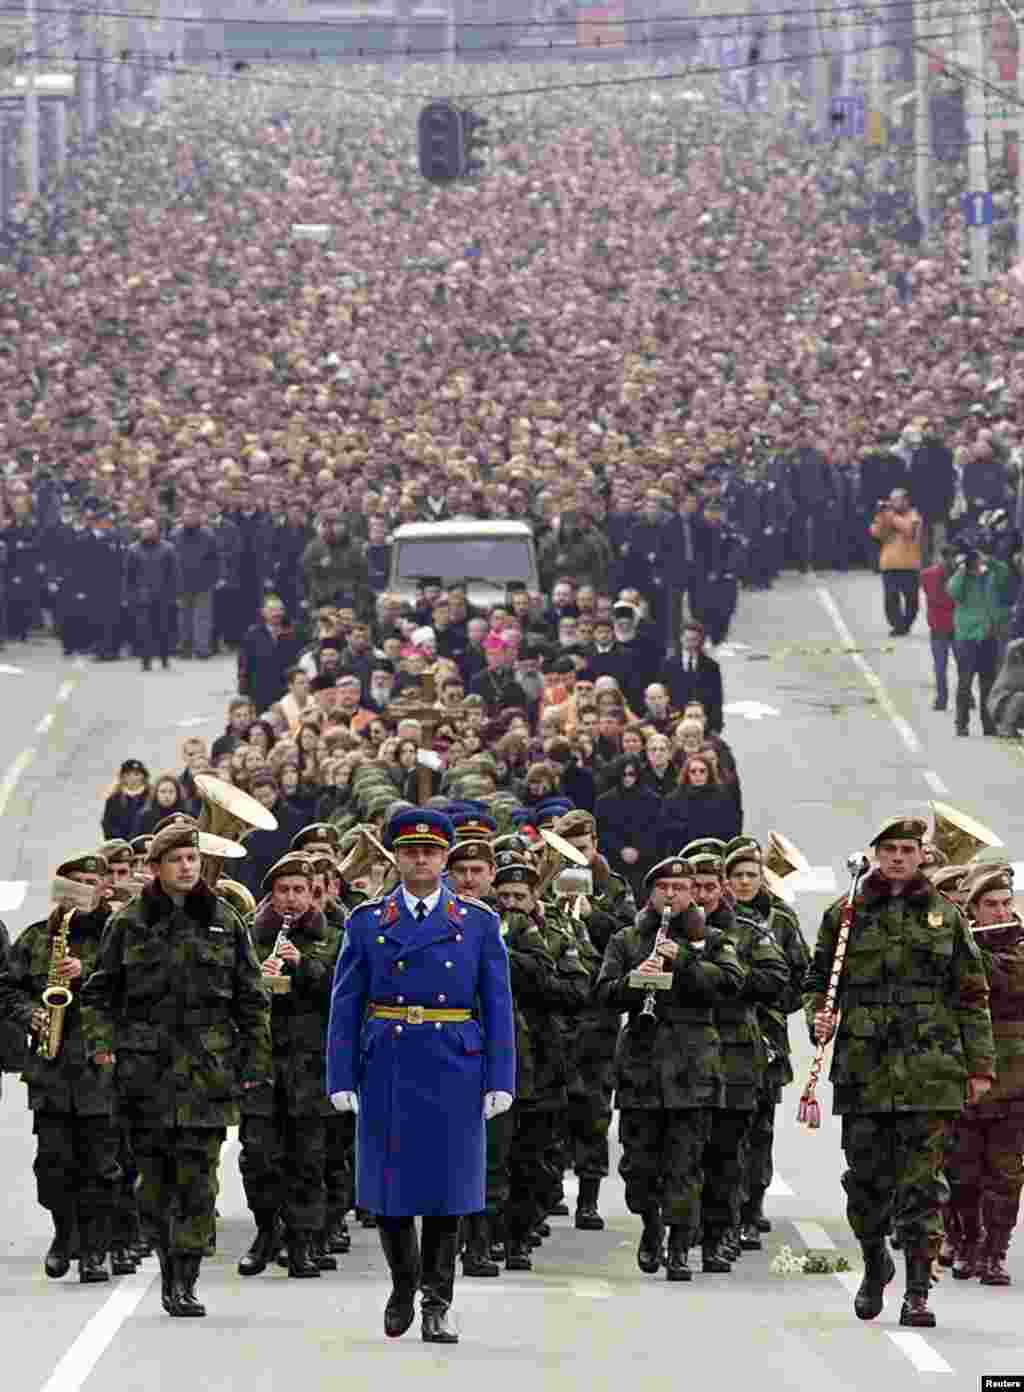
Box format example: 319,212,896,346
681,838,729,860
147,825,200,863
724,846,764,876
129,834,153,857
644,857,695,890
723,836,761,860
261,853,315,893
554,809,596,841
870,815,928,847
98,838,133,865
290,823,340,852
688,852,724,876
152,812,198,837
57,853,109,878
494,861,539,889
385,807,454,851
929,865,969,894
448,839,495,869
965,866,1014,904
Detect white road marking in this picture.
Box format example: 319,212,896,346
0,747,36,818
39,1263,157,1392
176,714,215,728
35,713,55,736
767,1174,794,1197
923,770,950,796
815,585,922,756
0,663,25,675
884,1331,954,1374
0,880,28,910
569,1280,613,1299
724,699,781,721
55,680,76,704
792,1220,836,1251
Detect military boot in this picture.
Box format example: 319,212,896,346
78,1250,111,1284
740,1222,763,1251
155,1245,174,1314
575,1177,605,1231
460,1214,500,1277
980,1197,1016,1287
109,1242,137,1276
950,1185,982,1279
164,1254,203,1317
378,1221,420,1338
505,1235,533,1272
177,1254,207,1317
637,1209,664,1274
854,1240,895,1320
489,1212,507,1263
286,1231,322,1278
899,1249,936,1328
325,1213,351,1255
44,1210,75,1279
665,1227,692,1283
238,1212,278,1276
702,1241,732,1273
78,1217,111,1284
420,1225,459,1344
312,1231,338,1271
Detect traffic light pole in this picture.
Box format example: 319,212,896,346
965,0,990,284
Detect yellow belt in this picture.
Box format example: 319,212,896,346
369,1005,473,1025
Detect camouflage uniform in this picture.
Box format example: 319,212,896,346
946,916,1024,1277
240,901,339,1238
702,903,789,1254
0,905,121,1268
803,871,995,1257
80,880,271,1258
594,906,743,1246
321,898,355,1250
739,889,809,1229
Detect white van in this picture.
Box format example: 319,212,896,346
387,519,539,612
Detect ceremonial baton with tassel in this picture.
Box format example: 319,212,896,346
796,853,870,1129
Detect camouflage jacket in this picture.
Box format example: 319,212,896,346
242,902,340,1119
80,879,272,1128
501,908,572,1107
584,862,637,956
713,904,790,1109
741,889,810,1087
594,906,744,1110
534,902,593,1095
803,871,996,1115
969,916,1024,1117
0,906,117,1115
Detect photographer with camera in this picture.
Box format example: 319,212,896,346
869,489,923,636
946,543,1013,737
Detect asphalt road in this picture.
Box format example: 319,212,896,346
0,571,1022,1392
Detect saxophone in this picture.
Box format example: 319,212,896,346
266,913,294,995
38,908,75,1061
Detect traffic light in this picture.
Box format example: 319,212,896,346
418,101,463,182
460,108,489,177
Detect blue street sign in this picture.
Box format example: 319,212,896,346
830,95,865,138
960,191,993,226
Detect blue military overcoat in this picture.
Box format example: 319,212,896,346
326,885,515,1217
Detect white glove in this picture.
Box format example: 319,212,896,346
330,1090,359,1113
483,1090,513,1121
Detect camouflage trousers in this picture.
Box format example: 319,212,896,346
484,1107,515,1218
841,1113,949,1252
111,1122,142,1247
507,1105,561,1240
566,1091,612,1180
239,1114,327,1234
702,1108,753,1244
324,1111,356,1222
946,1113,1024,1246
740,1087,777,1224
132,1125,225,1255
32,1113,122,1244
619,1107,713,1240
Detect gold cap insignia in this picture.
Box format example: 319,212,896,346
928,911,944,927
416,823,429,834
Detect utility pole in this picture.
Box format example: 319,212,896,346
965,0,991,283
914,0,932,244
24,0,39,199
997,0,1024,263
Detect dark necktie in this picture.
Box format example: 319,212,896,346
415,901,427,921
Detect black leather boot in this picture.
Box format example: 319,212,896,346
702,1242,732,1273
178,1254,207,1317
79,1216,111,1284
44,1211,75,1279
899,1248,936,1327
575,1177,605,1231
78,1250,111,1284
109,1242,137,1275
665,1227,692,1282
156,1245,174,1314
637,1209,664,1274
286,1231,322,1278
164,1254,203,1317
421,1224,459,1344
238,1213,279,1276
325,1213,351,1254
460,1214,500,1277
378,1221,420,1338
489,1212,507,1263
740,1222,763,1251
854,1240,896,1320
312,1231,337,1271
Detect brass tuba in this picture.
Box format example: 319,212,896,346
534,827,589,899
38,908,75,1062
194,773,278,886
217,878,257,922
929,801,1004,867
763,831,811,881
337,825,396,886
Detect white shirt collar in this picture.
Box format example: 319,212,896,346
402,885,443,917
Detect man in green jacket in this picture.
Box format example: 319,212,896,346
804,815,995,1329
946,547,1012,737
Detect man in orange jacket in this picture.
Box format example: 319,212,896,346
869,489,923,636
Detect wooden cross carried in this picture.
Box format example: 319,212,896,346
386,671,480,805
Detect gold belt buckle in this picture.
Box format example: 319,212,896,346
406,1005,425,1025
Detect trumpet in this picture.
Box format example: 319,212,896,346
266,913,294,995
630,905,674,1041
38,908,75,1061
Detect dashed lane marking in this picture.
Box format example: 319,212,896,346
0,748,37,819
39,1261,157,1392
55,680,75,703
792,1221,836,1251
884,1331,954,1375
35,713,54,736
923,770,950,796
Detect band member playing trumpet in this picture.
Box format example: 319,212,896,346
594,857,743,1282
0,855,121,1284
803,816,995,1330
945,866,1024,1286
239,852,340,1280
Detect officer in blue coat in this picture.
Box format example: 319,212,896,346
326,808,515,1345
